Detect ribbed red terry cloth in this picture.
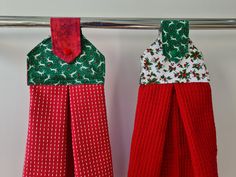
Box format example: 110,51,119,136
128,83,218,177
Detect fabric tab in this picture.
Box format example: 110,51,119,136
161,20,189,63
50,17,81,63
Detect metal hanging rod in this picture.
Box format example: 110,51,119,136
0,16,236,29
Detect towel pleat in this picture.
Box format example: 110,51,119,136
128,83,218,177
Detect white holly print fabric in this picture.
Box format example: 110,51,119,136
140,32,210,84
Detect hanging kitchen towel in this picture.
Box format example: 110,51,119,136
128,20,219,177
22,17,114,177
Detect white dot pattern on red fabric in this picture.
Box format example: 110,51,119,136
69,84,113,177
22,84,114,177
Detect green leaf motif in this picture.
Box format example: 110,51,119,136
161,20,189,63
27,35,105,85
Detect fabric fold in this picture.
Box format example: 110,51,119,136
175,83,218,177
128,84,173,177
128,83,218,177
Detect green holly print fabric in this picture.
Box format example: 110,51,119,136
140,31,210,84
161,20,189,63
27,35,105,85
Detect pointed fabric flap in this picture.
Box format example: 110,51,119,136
50,17,81,63
161,20,189,63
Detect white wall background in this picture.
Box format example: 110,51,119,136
0,0,236,177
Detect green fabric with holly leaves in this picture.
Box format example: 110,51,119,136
161,20,189,63
27,35,105,85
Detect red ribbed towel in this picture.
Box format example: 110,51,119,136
128,21,219,177
128,83,218,177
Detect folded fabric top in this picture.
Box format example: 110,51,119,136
27,35,105,85
140,21,210,85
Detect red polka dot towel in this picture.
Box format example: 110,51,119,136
22,18,114,177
